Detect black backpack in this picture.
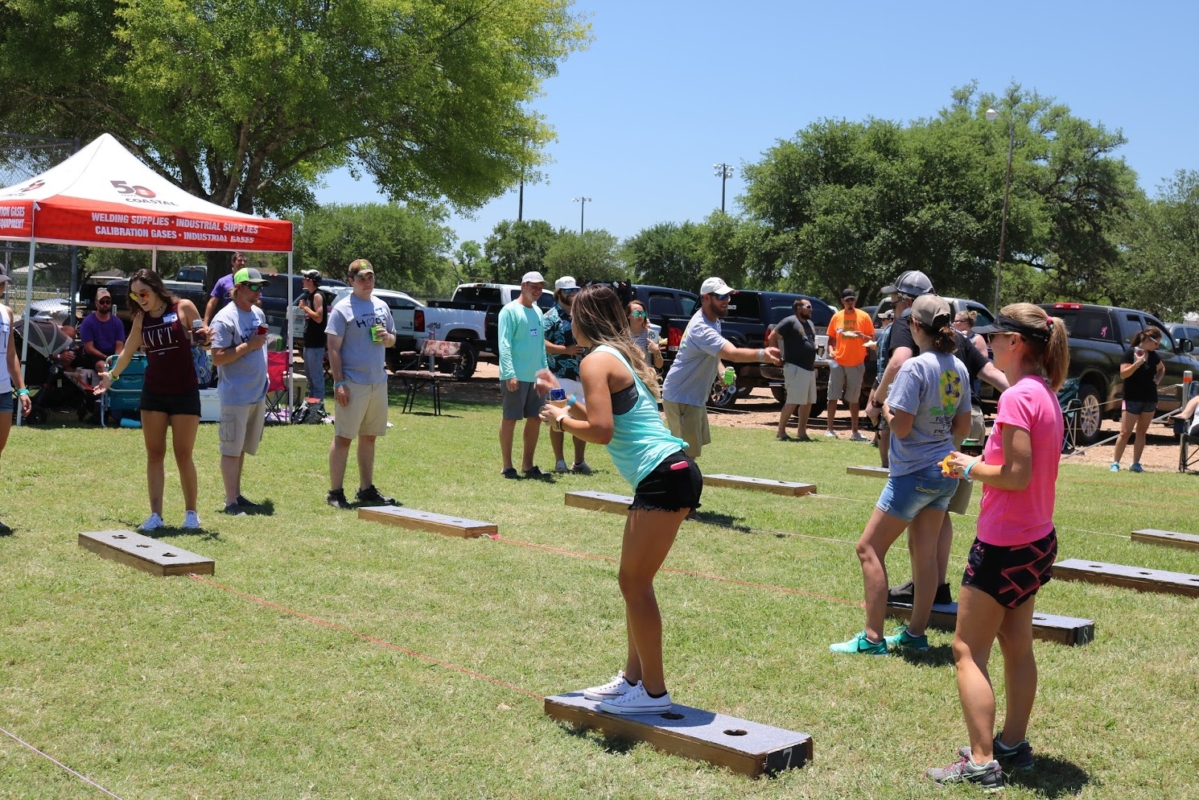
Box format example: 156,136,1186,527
291,398,326,425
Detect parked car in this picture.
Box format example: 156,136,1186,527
1167,322,1199,349
1038,303,1199,445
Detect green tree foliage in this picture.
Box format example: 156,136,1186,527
698,212,781,290
482,219,558,283
622,222,705,291
542,230,625,283
452,241,484,284
0,0,589,215
290,203,455,298
1113,171,1199,317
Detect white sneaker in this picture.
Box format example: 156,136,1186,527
849,431,866,442
824,430,838,439
554,460,569,474
182,510,201,530
583,671,633,702
598,681,672,715
138,513,165,532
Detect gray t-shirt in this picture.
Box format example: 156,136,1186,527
662,310,728,407
325,294,395,385
886,350,971,477
774,315,817,370
210,302,268,407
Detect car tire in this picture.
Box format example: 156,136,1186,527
707,379,738,409
446,340,477,380
1075,382,1104,446
770,386,786,405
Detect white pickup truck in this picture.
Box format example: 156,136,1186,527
414,283,554,379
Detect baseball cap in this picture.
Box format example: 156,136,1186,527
95,287,111,301
910,295,952,329
348,258,374,276
880,284,898,295
234,267,269,285
894,270,934,297
0,266,9,285
521,271,545,285
700,277,734,296
841,288,856,300
301,269,321,281
878,309,894,320
554,276,577,291
973,314,1051,343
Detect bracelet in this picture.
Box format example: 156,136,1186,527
110,372,120,382
567,394,577,407
334,381,347,388
757,348,764,361
555,416,564,432
962,459,979,482
16,388,29,396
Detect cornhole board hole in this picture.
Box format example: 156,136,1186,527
846,465,889,478
78,530,214,577
704,474,816,497
565,491,632,516
1130,529,1199,552
544,692,812,778
886,600,1094,646
357,506,496,539
1054,558,1199,598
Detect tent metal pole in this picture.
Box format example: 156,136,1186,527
151,248,157,272
286,251,294,417
17,236,36,426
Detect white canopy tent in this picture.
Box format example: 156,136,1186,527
0,134,295,422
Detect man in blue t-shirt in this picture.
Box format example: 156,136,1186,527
498,271,550,478
203,251,245,327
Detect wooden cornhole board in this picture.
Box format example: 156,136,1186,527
358,505,496,538
846,465,889,478
704,474,816,497
886,600,1094,646
1054,558,1199,598
565,491,632,516
78,530,214,577
1130,529,1199,552
544,691,812,778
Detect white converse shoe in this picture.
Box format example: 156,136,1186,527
583,671,633,702
138,513,165,532
182,510,202,530
598,681,672,715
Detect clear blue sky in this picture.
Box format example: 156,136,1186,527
315,0,1198,250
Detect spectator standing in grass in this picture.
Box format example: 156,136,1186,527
928,303,1068,791
324,259,397,510
96,269,207,531
0,267,33,533
298,269,328,406
769,297,818,442
831,295,970,656
537,284,701,716
210,268,270,516
627,300,663,371
543,275,591,474
79,288,126,372
497,271,550,479
825,288,874,440
1110,326,1165,473
203,252,246,327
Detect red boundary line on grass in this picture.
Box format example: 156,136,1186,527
0,725,125,799
187,575,544,701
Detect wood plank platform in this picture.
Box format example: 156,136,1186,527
78,530,214,577
704,474,816,497
358,505,496,538
886,601,1095,646
545,691,812,777
846,465,889,478
564,491,632,516
1130,529,1199,552
1054,558,1199,598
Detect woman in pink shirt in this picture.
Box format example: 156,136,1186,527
926,304,1069,791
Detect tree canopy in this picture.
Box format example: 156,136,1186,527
542,230,625,283
482,219,559,283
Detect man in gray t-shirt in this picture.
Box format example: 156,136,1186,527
210,267,271,515
660,277,781,457
768,298,818,441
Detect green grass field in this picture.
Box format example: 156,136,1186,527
1,393,1197,799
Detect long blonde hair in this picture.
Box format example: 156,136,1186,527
1002,303,1070,391
572,285,662,398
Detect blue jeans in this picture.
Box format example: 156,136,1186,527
876,464,958,523
304,347,326,403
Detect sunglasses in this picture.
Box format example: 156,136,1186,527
561,287,579,295
709,294,730,301
241,283,264,292
97,300,112,306
134,290,153,301
630,310,647,318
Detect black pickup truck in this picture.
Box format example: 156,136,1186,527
1039,303,1198,445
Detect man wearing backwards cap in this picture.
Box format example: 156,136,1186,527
825,287,875,441
79,287,126,373
497,271,550,478
661,277,782,458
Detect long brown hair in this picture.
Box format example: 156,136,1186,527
572,285,661,398
1001,303,1070,391
126,269,175,317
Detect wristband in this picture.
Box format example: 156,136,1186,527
110,372,120,382
554,416,564,432
334,381,347,388
567,394,577,407
757,348,764,361
962,459,979,482
16,388,30,396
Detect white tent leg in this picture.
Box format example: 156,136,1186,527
16,237,36,426
151,248,158,272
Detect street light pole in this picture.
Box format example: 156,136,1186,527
713,163,734,213
572,196,591,234
986,108,1016,312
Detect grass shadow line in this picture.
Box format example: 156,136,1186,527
896,643,954,667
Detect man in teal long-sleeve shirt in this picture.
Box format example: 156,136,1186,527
498,272,550,478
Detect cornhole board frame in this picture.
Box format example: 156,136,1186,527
544,692,812,778
846,465,889,478
565,491,632,516
78,530,214,577
886,601,1094,646
704,474,816,497
1054,558,1199,598
357,505,496,538
1130,529,1199,552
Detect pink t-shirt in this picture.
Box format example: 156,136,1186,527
977,375,1063,546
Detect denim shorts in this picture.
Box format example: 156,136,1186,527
1123,399,1156,415
876,465,958,523
0,392,13,414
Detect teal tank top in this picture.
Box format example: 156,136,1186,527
593,344,688,488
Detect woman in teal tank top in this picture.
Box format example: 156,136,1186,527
538,285,702,717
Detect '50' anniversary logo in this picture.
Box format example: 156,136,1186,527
110,180,156,198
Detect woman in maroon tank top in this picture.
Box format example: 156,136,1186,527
97,269,209,532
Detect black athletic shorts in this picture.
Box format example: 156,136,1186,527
629,450,703,513
139,388,201,417
962,529,1058,609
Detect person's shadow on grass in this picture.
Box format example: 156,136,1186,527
1008,756,1090,797
152,526,220,543
895,644,954,668
686,510,751,533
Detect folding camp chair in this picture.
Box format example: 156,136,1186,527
264,350,305,424
1177,383,1199,474
100,353,147,427
1057,377,1083,454
390,339,461,415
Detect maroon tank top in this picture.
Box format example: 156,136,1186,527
140,302,198,394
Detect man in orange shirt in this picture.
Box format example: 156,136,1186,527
825,288,875,440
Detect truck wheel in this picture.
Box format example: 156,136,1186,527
770,386,786,404
1075,383,1104,446
708,379,738,409
449,341,477,380
810,397,827,419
